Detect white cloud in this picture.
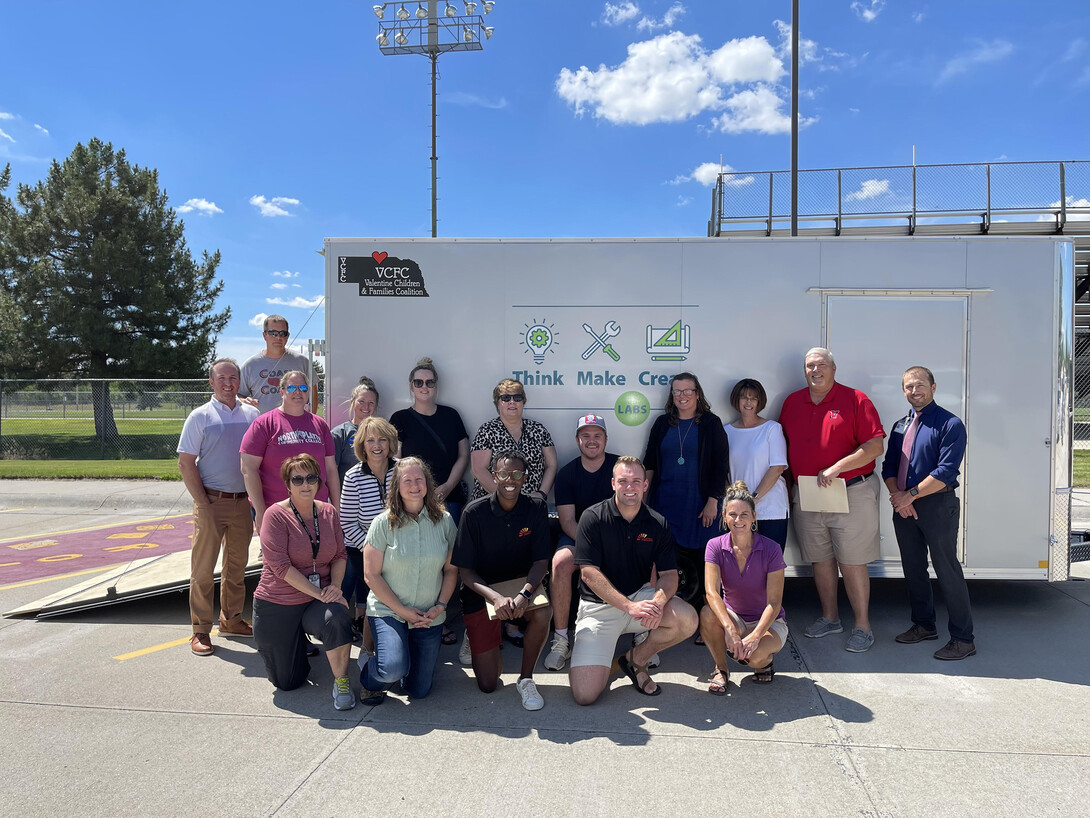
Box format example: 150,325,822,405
937,39,1014,84
1062,37,1086,62
267,295,324,309
712,86,817,135
272,270,301,278
912,11,926,23
851,0,885,22
250,194,301,217
602,1,639,25
556,31,787,129
0,128,14,143
637,1,685,32
33,124,49,135
176,197,223,216
0,112,13,120
270,282,288,290
672,161,754,188
676,194,692,207
1038,197,1090,222
248,313,268,328
772,19,852,71
849,107,861,113
845,178,890,201
447,91,508,109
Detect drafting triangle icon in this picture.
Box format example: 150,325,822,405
655,320,684,347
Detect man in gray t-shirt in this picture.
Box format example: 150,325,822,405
239,314,314,414
178,358,259,656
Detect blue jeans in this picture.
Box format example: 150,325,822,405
444,501,463,526
361,615,444,698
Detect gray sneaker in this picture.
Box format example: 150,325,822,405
845,628,875,653
458,631,473,666
543,633,571,671
332,676,355,711
804,617,844,638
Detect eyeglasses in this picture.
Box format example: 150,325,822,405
282,384,309,393
498,394,525,403
411,378,437,388
494,469,525,480
289,474,320,486
672,388,697,397
265,330,290,338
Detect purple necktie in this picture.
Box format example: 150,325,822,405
896,413,920,492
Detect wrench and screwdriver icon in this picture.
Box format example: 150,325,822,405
582,321,621,361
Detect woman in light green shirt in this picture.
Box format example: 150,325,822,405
359,457,457,705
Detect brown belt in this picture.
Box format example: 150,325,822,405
204,488,248,499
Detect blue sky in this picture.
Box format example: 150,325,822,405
2,0,1087,364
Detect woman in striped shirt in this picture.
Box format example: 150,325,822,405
339,416,398,646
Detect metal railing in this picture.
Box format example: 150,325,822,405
0,379,326,460
709,160,1090,236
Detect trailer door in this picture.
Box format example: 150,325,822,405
825,294,969,573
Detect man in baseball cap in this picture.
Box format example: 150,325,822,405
544,414,619,671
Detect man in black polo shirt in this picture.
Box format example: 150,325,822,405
545,414,619,671
569,456,698,705
453,451,552,711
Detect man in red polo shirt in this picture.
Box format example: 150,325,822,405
780,348,886,653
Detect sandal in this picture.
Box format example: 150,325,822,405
752,662,775,684
441,625,458,645
708,667,729,696
618,651,661,696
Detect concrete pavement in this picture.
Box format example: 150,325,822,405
1,480,1088,817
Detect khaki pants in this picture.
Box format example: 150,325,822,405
190,494,253,633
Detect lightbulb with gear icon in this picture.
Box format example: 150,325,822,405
522,320,557,364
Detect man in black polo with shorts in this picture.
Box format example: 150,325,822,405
545,413,618,671
453,451,552,710
569,456,697,705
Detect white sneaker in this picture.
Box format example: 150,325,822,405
543,633,571,671
516,677,544,710
459,631,473,666
632,630,660,669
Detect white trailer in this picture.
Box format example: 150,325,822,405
324,236,1075,581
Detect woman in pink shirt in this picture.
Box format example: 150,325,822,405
699,481,789,694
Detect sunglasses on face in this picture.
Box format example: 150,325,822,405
498,394,525,403
265,330,290,338
282,384,309,393
411,378,437,388
494,469,525,481
290,474,320,486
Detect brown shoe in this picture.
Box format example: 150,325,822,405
934,639,976,660
191,633,214,656
218,619,253,637
895,624,938,644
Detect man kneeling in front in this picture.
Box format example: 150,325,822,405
569,456,698,704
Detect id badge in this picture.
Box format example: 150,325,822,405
307,573,321,589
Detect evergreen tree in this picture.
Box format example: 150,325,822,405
0,140,229,441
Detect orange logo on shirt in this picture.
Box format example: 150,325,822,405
636,533,653,542
518,527,532,537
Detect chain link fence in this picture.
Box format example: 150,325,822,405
0,379,325,460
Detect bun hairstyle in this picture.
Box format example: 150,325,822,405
723,480,756,515
410,356,438,382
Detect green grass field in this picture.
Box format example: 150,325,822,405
0,417,184,460
0,459,181,479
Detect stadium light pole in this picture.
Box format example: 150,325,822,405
373,1,496,238
790,0,799,237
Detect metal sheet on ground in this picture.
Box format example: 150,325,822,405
3,537,262,619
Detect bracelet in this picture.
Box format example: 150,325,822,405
435,601,448,609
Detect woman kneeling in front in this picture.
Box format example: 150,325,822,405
359,457,458,705
252,454,356,711
699,480,789,693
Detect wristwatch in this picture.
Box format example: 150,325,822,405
519,588,533,601
909,487,920,497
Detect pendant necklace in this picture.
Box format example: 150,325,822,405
677,418,694,465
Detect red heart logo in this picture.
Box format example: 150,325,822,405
372,251,388,264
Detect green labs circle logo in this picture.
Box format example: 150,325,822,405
615,390,651,427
